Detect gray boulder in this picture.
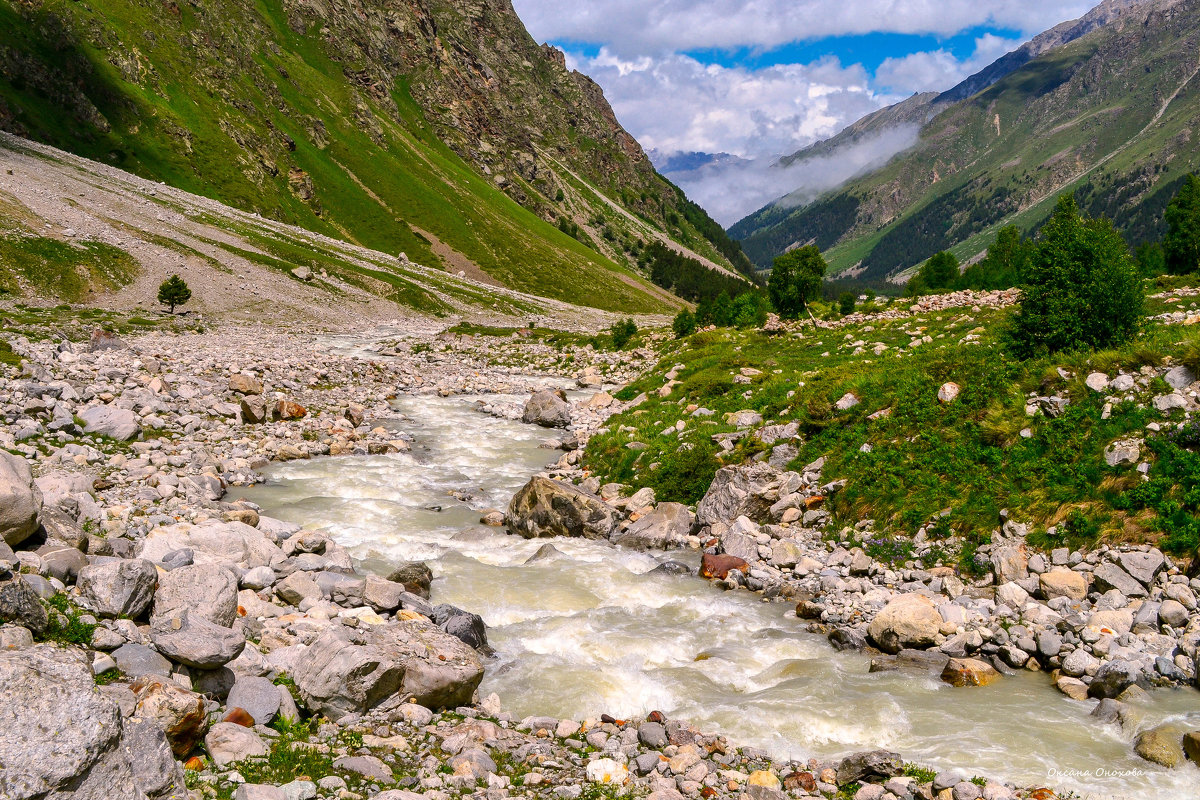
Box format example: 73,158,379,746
120,718,188,799
1093,562,1147,597
78,559,158,619
0,571,49,634
506,477,619,539
294,618,484,722
152,563,238,627
79,405,141,441
696,463,779,526
0,451,42,547
0,644,160,800
113,643,173,678
867,594,942,654
150,610,246,669
1116,550,1165,587
226,676,282,725
291,628,405,722
205,722,268,768
522,390,571,428
1089,659,1145,699
614,503,694,550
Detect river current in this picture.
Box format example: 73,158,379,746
239,386,1200,800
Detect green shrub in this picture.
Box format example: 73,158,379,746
1007,195,1145,357
39,594,97,646
672,309,697,339
647,440,722,504
838,292,856,315
610,318,637,349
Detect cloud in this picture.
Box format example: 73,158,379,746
874,33,1026,93
513,0,1093,57
663,124,921,225
565,48,896,161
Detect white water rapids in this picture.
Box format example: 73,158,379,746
239,388,1200,800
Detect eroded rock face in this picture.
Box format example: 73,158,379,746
614,502,694,550
152,564,239,627
293,618,484,722
78,559,159,619
522,390,570,428
0,451,42,547
506,476,618,539
0,644,181,800
867,594,942,654
132,676,210,757
696,463,779,527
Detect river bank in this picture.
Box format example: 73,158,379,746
0,316,1196,800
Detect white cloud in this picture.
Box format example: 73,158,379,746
875,33,1026,93
513,0,1093,57
566,48,895,160
513,1,1095,222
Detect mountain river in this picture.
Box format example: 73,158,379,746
239,374,1200,800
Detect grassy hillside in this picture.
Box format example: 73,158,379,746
0,0,741,312
586,283,1200,567
732,0,1200,284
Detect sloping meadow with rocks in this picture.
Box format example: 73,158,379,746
1,306,1199,800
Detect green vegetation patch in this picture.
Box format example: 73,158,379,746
0,235,137,301
586,309,1200,552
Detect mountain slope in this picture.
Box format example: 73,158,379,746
0,0,744,311
732,0,1200,283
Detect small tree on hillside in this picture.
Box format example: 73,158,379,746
1007,195,1144,357
157,274,192,314
1164,173,1200,274
838,292,856,315
672,309,697,338
768,245,826,318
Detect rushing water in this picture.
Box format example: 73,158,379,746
239,390,1200,800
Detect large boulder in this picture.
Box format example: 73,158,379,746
941,657,1001,687
79,405,141,441
292,628,405,723
152,564,238,627
696,463,779,527
0,644,177,800
1039,568,1087,601
150,610,245,669
1093,562,1147,597
614,503,694,550
78,559,158,619
293,618,483,722
506,477,618,539
867,594,943,654
139,520,282,570
522,390,571,428
0,451,42,547
205,722,268,768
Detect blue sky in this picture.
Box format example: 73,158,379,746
510,1,1095,222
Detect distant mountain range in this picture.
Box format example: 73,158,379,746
731,0,1200,285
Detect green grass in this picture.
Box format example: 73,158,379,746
37,593,97,646
585,303,1200,556
0,235,137,301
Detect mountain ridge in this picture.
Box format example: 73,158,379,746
0,0,746,311
731,0,1199,283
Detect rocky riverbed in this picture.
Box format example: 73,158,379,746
1,313,1198,800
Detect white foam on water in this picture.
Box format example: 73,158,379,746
241,390,1200,800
